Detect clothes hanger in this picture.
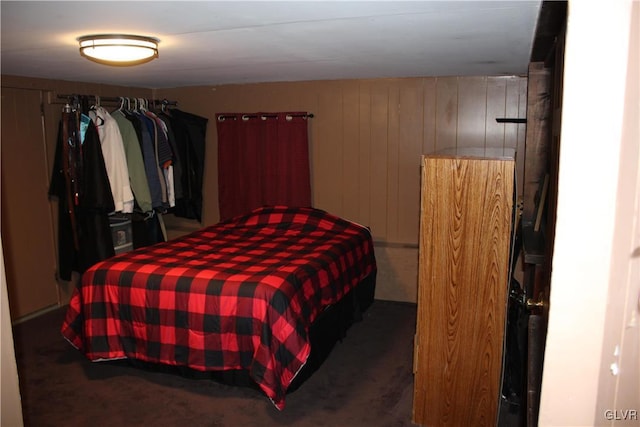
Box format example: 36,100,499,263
89,95,100,112
89,95,104,126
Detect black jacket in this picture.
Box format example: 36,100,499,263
49,116,115,280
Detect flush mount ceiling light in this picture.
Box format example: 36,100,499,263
78,34,159,66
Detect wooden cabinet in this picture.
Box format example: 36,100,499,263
413,148,515,426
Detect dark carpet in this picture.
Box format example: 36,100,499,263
12,300,417,427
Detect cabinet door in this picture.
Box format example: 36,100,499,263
1,87,58,319
413,154,514,426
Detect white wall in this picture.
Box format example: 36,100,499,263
539,0,638,425
1,238,24,426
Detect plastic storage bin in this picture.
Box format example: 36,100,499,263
109,215,133,254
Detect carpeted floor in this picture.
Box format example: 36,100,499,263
12,300,417,427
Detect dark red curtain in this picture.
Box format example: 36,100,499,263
216,112,311,221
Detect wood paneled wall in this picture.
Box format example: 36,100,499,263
1,74,526,309
157,76,527,245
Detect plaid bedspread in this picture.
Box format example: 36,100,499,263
61,206,376,409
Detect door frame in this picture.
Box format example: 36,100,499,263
538,1,639,425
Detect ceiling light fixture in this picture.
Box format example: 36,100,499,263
78,34,159,66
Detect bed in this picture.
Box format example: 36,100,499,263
61,205,377,409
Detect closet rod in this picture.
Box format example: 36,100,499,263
53,94,178,107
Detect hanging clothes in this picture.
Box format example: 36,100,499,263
145,109,175,208
112,105,164,248
49,112,81,280
159,113,184,202
111,109,153,213
77,121,117,267
126,110,165,210
162,109,208,222
137,109,169,209
48,95,208,278
49,106,115,280
89,105,134,213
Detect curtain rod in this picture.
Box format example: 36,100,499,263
217,113,314,121
53,93,177,106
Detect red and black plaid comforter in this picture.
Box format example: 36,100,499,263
61,206,376,409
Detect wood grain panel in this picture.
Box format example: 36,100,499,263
314,82,344,213
413,154,514,426
357,81,372,226
435,77,458,152
397,79,424,243
368,81,390,240
457,76,488,148
485,77,508,148
341,82,361,222
422,78,437,154
385,82,400,241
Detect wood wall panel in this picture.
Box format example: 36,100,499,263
435,77,459,153
397,79,424,243
486,77,508,149
315,83,344,214
158,75,526,245
422,78,437,154
367,82,390,240
341,82,361,222
385,82,400,241
457,76,489,148
2,74,527,307
357,81,372,226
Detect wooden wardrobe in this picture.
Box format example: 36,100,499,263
413,148,516,426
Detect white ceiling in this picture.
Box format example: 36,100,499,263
1,1,542,89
